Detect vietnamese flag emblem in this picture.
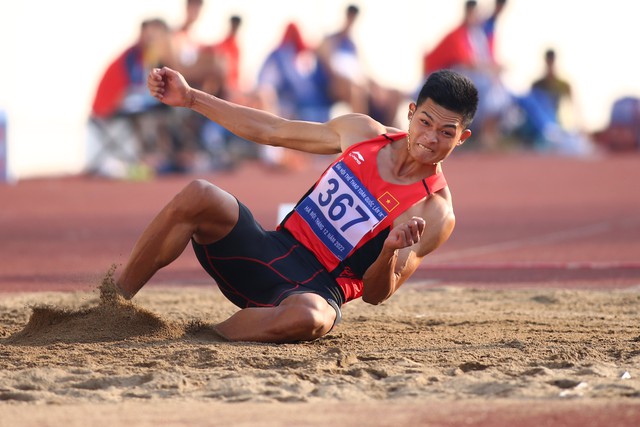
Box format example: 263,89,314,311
378,191,399,212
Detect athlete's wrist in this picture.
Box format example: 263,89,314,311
380,244,399,259
185,89,197,109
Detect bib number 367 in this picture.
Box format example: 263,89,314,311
317,178,370,232
295,161,387,260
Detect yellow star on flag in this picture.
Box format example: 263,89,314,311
378,191,399,212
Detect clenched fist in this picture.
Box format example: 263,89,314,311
147,67,193,108
384,216,426,251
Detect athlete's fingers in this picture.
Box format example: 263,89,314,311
400,225,412,245
401,222,414,242
154,67,167,80
150,68,165,83
405,217,425,244
394,223,414,248
413,216,426,235
148,68,162,84
149,86,164,99
147,69,166,99
386,228,402,249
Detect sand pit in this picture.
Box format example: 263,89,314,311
1,274,640,425
5,281,183,346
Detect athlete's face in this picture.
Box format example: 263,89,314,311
406,98,471,165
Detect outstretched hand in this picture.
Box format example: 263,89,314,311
384,217,426,251
147,67,193,108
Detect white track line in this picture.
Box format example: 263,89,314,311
421,219,640,270
422,261,640,270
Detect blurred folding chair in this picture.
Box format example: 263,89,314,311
85,113,140,178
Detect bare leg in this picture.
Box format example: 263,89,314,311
215,293,338,343
116,179,239,298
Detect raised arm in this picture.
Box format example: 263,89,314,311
147,67,386,154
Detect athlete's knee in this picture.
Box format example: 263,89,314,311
293,307,329,340
179,179,215,206
278,297,337,341
168,180,238,245
167,179,216,220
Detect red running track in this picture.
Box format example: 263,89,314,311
1,152,639,293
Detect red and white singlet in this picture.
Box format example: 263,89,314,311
280,132,447,302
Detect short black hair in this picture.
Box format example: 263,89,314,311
416,70,478,128
347,4,359,15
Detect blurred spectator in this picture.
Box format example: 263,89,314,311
483,0,508,58
317,4,367,114
512,47,594,155
198,15,264,170
172,0,206,84
91,19,173,120
0,108,7,183
256,22,334,170
164,0,225,174
531,49,573,123
207,15,242,100
316,4,404,126
423,0,513,150
89,18,182,178
257,23,332,123
593,97,640,152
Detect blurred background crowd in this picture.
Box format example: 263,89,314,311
1,0,639,180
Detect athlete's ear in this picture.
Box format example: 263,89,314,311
407,103,416,121
457,129,472,146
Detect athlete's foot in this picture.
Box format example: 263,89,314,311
114,283,134,300
98,265,134,303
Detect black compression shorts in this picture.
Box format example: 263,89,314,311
191,201,345,312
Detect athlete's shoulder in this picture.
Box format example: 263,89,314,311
405,188,454,225
425,190,455,227
326,114,389,151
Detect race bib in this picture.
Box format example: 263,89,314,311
296,161,387,260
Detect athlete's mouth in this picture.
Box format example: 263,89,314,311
417,143,434,153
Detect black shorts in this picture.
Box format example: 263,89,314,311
192,201,345,312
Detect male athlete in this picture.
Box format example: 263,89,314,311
115,66,478,343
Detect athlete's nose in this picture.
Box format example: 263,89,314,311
426,129,438,144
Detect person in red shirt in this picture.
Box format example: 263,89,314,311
423,0,510,150
210,15,242,98
113,66,478,343
423,1,480,76
92,19,172,118
90,18,182,176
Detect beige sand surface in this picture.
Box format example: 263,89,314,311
1,277,640,426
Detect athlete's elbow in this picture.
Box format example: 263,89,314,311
361,275,398,305
361,289,391,305
362,294,383,305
